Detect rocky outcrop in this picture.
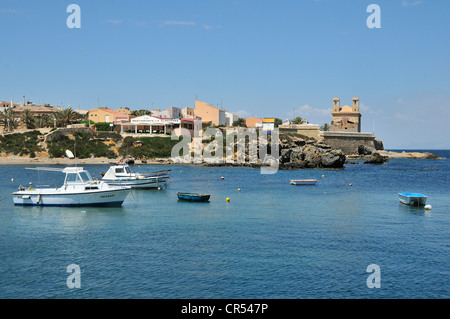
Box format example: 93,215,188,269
358,145,376,155
199,133,346,169
363,152,389,164
377,150,441,159
279,134,346,169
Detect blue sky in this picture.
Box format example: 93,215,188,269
1,0,449,149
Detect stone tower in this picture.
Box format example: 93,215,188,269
330,97,362,132
332,98,340,113
352,97,359,113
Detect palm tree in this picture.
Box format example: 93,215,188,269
131,109,152,116
21,108,35,129
0,108,18,132
55,107,78,127
292,116,304,124
36,114,52,128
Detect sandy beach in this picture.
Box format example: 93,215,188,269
0,149,441,166
0,156,171,166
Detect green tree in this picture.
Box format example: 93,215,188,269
274,118,282,127
35,114,52,128
0,108,18,132
292,116,304,124
21,108,35,129
320,123,330,131
232,118,246,127
131,109,152,116
55,107,79,127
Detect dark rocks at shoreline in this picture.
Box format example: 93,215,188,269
278,134,346,169
358,145,376,156
196,134,347,169
363,152,389,164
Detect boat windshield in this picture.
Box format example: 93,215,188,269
79,171,92,182
125,166,131,174
66,173,83,184
66,171,92,184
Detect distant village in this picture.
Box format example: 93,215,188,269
0,96,382,155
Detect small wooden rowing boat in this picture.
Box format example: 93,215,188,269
290,179,318,186
398,193,427,206
177,192,210,202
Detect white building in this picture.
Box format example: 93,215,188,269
225,111,239,126
119,114,201,137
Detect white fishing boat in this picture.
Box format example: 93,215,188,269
398,193,427,206
100,163,170,189
12,167,130,207
290,179,318,186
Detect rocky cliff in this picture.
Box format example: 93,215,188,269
279,134,346,169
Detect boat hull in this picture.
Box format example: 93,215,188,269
103,178,169,189
398,193,427,206
290,179,318,186
177,193,210,202
12,188,130,207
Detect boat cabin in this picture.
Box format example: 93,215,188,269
102,164,135,180
63,167,95,185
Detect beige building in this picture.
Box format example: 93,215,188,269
194,100,226,126
0,100,20,109
330,97,361,132
244,117,263,128
117,107,132,115
181,107,195,118
13,104,60,116
89,108,133,123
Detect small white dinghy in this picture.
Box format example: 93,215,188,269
290,179,318,186
13,167,130,207
398,193,427,206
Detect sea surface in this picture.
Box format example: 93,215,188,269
0,150,449,299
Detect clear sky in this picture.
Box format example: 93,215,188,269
1,0,449,149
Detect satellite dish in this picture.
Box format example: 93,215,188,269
65,149,75,159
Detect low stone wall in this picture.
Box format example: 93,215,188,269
278,125,320,140
319,132,379,155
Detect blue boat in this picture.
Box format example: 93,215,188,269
398,193,427,206
177,192,210,202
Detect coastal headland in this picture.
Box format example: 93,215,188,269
0,128,441,166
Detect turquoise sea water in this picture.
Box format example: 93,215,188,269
0,150,449,299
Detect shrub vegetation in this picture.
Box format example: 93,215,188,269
0,130,43,157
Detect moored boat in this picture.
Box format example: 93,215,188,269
12,167,130,207
100,163,170,189
177,192,210,202
398,193,427,206
290,179,318,186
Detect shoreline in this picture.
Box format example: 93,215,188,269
0,156,171,166
346,150,442,160
0,149,443,166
